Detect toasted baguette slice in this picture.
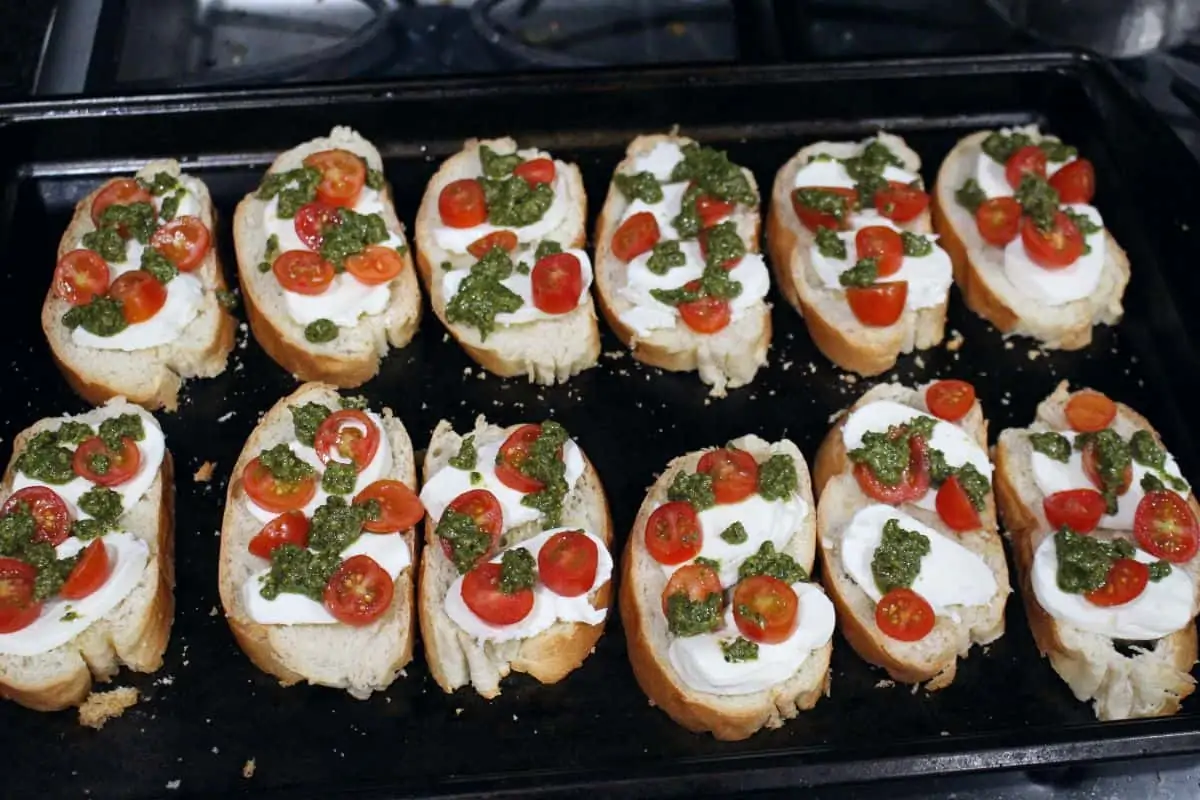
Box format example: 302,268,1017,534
813,381,1009,688
413,138,599,384
0,400,174,711
620,435,831,741
218,382,416,698
44,160,236,411
766,134,945,376
419,417,612,698
594,134,770,397
994,381,1199,719
932,130,1130,349
233,127,422,388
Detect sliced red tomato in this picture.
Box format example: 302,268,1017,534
54,250,110,306
874,181,929,223
538,530,599,597
936,476,981,532
242,457,318,514
324,554,393,625
1043,489,1107,534
695,194,734,228
679,292,732,334
248,510,311,559
513,158,556,187
355,480,424,533
697,448,759,505
109,271,167,324
875,587,935,641
925,379,975,422
150,216,211,272
345,245,404,286
645,501,702,565
61,539,111,600
494,424,553,494
73,435,140,487
461,561,534,625
854,435,930,505
1,487,71,546
293,202,342,251
1081,440,1132,497
975,197,1021,246
1004,145,1048,189
91,178,152,226
0,558,40,634
1065,391,1117,433
304,149,367,208
791,186,858,231
438,179,487,228
531,252,583,314
1085,558,1149,607
855,225,904,277
466,230,518,259
1020,212,1084,269
1134,491,1200,563
846,281,907,327
440,490,503,567
611,211,660,262
314,410,380,471
273,250,335,295
660,562,722,618
733,575,799,644
1049,159,1096,204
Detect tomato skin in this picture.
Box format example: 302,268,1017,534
531,252,583,314
54,250,110,306
1134,491,1200,563
697,448,759,505
273,250,335,295
611,211,660,262
975,197,1021,246
678,293,732,334
242,457,318,514
466,230,518,259
874,181,929,223
1065,391,1117,433
854,435,930,505
1043,489,1107,534
150,216,211,272
323,554,394,626
248,510,311,559
1020,212,1084,269
440,490,503,568
109,271,167,324
61,539,111,600
846,281,907,327
1005,145,1048,189
293,202,342,251
513,158,556,187
314,410,380,471
91,179,152,226
1085,558,1149,607
695,194,734,228
875,588,935,641
438,179,488,228
304,149,367,208
645,501,703,565
925,380,975,422
791,186,858,231
494,425,553,494
73,436,140,487
936,476,981,532
660,563,722,618
1,487,72,546
855,225,904,277
537,530,599,597
0,558,40,634
1081,441,1132,497
733,575,799,644
1050,159,1095,204
355,480,424,533
345,245,404,286
461,561,534,625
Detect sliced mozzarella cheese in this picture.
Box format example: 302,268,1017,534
618,180,690,241
1002,203,1105,306
151,175,204,220
0,532,150,656
631,141,685,181
668,582,834,695
443,527,611,643
975,144,1077,200
840,504,997,616
282,272,390,327
792,148,918,192
1031,534,1194,640
432,166,573,254
441,248,594,327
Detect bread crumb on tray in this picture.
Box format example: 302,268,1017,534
243,758,256,779
193,461,216,483
79,687,139,730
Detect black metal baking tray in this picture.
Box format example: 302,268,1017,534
1,51,1199,800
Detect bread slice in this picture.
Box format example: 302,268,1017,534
418,417,613,698
931,130,1130,349
812,381,1009,688
619,435,832,741
233,127,422,388
0,399,174,711
413,138,599,384
44,160,236,411
765,133,946,376
993,381,1200,719
218,382,416,698
594,134,770,397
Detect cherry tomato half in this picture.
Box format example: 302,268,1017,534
248,510,311,559
1050,159,1096,204
1081,439,1132,497
679,292,732,334
0,558,40,634
345,245,404,286
109,270,167,324
273,250,335,296
61,539,111,600
936,476,981,532
355,480,424,533
513,158,556,187
925,379,975,422
531,252,583,315
645,500,702,566
324,554,393,625
1065,391,1117,433
855,225,904,277
54,250,110,306
1,487,71,546
466,230,518,259
854,435,930,505
1043,489,1107,534
537,530,599,597
1004,145,1048,189
91,179,152,227
293,202,342,251
791,186,858,231
875,587,935,641
975,196,1021,247
304,149,367,208
733,575,799,644
438,179,488,228
874,181,929,223
242,457,318,514
440,490,503,569
846,281,907,327
73,436,141,487
611,211,660,262
660,562,722,620
494,424,559,494
150,216,211,272
1020,212,1084,269
695,194,734,228
1134,491,1200,563
314,410,380,471
462,560,534,625
1084,558,1148,607
697,448,759,505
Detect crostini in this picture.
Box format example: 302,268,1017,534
418,418,612,698
767,133,952,376
620,436,834,741
0,400,174,711
414,138,599,383
594,134,770,396
233,127,421,387
813,381,1009,688
219,383,422,698
46,161,236,410
932,126,1130,349
994,382,1200,719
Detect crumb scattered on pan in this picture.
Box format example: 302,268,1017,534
79,687,139,730
913,355,925,369
839,373,857,385
243,759,256,779
945,329,964,352
209,606,219,616
603,350,626,360
193,461,216,483
874,679,895,689
1027,349,1042,361
1004,340,1014,350
217,411,236,423
166,780,181,790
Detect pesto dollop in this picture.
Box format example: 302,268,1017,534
0,503,79,601
702,221,746,268
694,556,720,571
792,187,854,225
901,231,933,257
55,421,95,446
1029,431,1070,462
1039,138,1077,163
614,171,663,204
78,485,123,524
448,435,477,471
258,166,321,219
516,421,571,528
737,541,808,584
308,495,374,553
498,548,537,594
720,522,748,545
955,179,986,213
339,395,368,410
321,462,358,495
534,240,562,260
721,636,759,663
81,226,126,262
435,508,493,574
646,240,686,275
320,208,388,269
1014,174,1059,231
479,145,523,178
15,431,76,485
290,402,331,447
838,257,878,288
668,471,715,511
305,319,338,344
871,519,930,593
671,185,703,240
665,585,722,637
669,143,756,206
159,188,186,221
1075,429,1131,514
138,172,179,196
847,418,934,486
1054,528,1134,594
1149,560,1172,582
950,462,990,511
482,174,554,228
257,443,316,483
649,259,742,307
815,227,846,259
260,543,340,601
99,414,144,451
842,140,904,203
981,131,1033,164
98,202,157,244
141,247,177,284
366,168,385,190
757,454,798,502
445,248,523,340
258,234,281,273
63,297,129,338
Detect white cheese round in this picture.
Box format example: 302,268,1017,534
1002,204,1106,306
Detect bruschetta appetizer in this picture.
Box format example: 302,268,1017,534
0,400,173,711
418,418,612,698
594,134,770,396
46,161,235,410
994,383,1200,719
767,133,952,376
233,127,421,387
414,138,599,383
620,435,834,741
219,383,422,698
813,381,1009,688
932,127,1130,349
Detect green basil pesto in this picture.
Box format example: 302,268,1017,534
669,143,756,206
1038,138,1077,163
847,419,932,487
81,226,126,263
479,145,523,178
534,240,562,260
792,187,854,225
445,248,523,340
0,503,79,601
216,289,238,311
14,431,75,485
815,227,847,259
738,541,808,583
614,171,664,204
258,443,316,484
514,260,531,276
721,636,759,663
289,403,331,447
499,548,537,594
339,395,368,411
838,257,879,288
981,131,1033,164
448,435,478,470
60,609,80,622
320,208,388,269
694,556,720,571
871,518,930,594
1014,174,1059,231
757,454,798,502
901,231,933,257
55,421,94,445
951,462,991,511
671,185,703,240
138,172,179,196
807,152,838,164
305,319,338,344
78,485,123,523
366,168,385,190
1063,208,1101,254
258,234,282,273
1075,429,1132,514
85,451,111,477
720,521,748,545
516,421,572,528
99,414,145,451
650,261,742,307
1142,472,1166,492
1054,528,1134,593
470,471,484,486
98,202,157,244
308,495,375,553
63,297,129,338
141,247,177,284
1131,430,1164,469
646,240,686,275
159,188,186,221
321,462,359,495
955,179,986,214
701,221,745,269
257,166,321,219
664,586,722,637
1149,560,1172,582
435,508,493,574
668,471,715,511
259,543,340,601
1029,431,1071,463
482,174,554,228
71,518,109,540
842,140,904,203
